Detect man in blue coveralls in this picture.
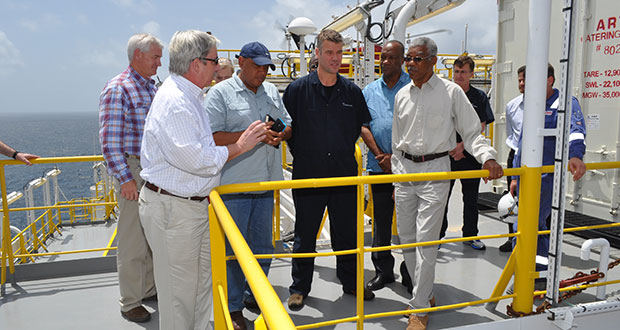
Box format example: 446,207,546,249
360,40,410,291
510,64,586,273
204,41,292,330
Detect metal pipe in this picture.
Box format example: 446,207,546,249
513,0,553,314
580,238,610,299
391,0,418,43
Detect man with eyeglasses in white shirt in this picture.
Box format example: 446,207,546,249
392,37,503,330
138,30,267,330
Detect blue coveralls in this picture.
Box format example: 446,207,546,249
513,88,586,268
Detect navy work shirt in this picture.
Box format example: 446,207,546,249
454,84,494,166
283,71,371,179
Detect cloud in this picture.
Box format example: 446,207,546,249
81,39,126,69
0,31,24,76
141,21,160,37
19,14,62,32
249,0,349,50
20,19,39,32
111,0,155,14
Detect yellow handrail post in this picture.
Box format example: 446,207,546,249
0,164,16,292
254,314,268,330
356,181,365,329
209,202,228,328
512,165,542,313
273,189,281,247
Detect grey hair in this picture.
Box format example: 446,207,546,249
168,30,220,76
217,57,234,73
410,37,437,57
127,33,164,62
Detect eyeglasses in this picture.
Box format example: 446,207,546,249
404,55,433,63
196,56,219,65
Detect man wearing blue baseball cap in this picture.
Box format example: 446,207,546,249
204,41,291,330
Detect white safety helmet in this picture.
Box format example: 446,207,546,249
498,194,518,224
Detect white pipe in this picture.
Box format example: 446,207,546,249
580,238,610,300
299,35,307,77
521,0,552,168
391,0,418,44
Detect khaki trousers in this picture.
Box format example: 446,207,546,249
114,157,156,311
393,154,450,314
139,187,212,330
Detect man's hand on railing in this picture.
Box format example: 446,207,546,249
569,157,586,181
482,159,503,183
15,152,40,166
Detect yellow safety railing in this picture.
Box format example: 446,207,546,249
1,156,118,288
209,160,620,329
5,154,620,327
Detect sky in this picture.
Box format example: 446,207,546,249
0,0,497,114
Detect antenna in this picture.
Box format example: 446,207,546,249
288,17,317,76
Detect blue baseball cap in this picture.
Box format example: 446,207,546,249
236,42,275,71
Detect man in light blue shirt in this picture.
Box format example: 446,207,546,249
204,41,291,330
360,40,411,292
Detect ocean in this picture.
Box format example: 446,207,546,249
0,112,101,229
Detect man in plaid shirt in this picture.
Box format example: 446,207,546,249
99,33,163,323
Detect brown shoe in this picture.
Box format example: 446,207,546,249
287,293,305,310
121,306,151,323
230,311,247,330
407,314,429,330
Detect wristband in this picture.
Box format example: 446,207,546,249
11,150,19,159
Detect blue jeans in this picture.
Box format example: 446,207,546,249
222,192,274,312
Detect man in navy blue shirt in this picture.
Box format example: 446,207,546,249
283,29,373,310
360,40,410,291
440,55,495,250
511,64,586,271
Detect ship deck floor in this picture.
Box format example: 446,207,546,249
2,181,620,329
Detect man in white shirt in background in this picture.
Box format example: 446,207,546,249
138,30,266,330
391,37,503,330
500,65,525,253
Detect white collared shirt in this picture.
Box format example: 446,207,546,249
392,74,497,168
505,94,524,151
140,74,229,197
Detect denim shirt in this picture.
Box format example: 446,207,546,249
204,74,291,187
362,71,410,173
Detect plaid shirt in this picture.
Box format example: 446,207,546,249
99,66,156,184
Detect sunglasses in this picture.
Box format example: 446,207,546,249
404,55,433,63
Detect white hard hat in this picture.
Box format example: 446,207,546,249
498,194,518,224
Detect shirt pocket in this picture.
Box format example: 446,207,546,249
228,101,254,128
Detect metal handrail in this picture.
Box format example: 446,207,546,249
1,156,116,290
210,161,620,329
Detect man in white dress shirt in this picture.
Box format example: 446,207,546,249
138,30,266,330
391,37,503,330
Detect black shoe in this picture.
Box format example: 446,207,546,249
230,311,247,330
499,240,513,252
343,287,375,300
366,274,396,291
243,295,259,311
400,261,413,294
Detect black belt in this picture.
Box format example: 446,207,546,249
401,151,449,163
144,182,209,202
